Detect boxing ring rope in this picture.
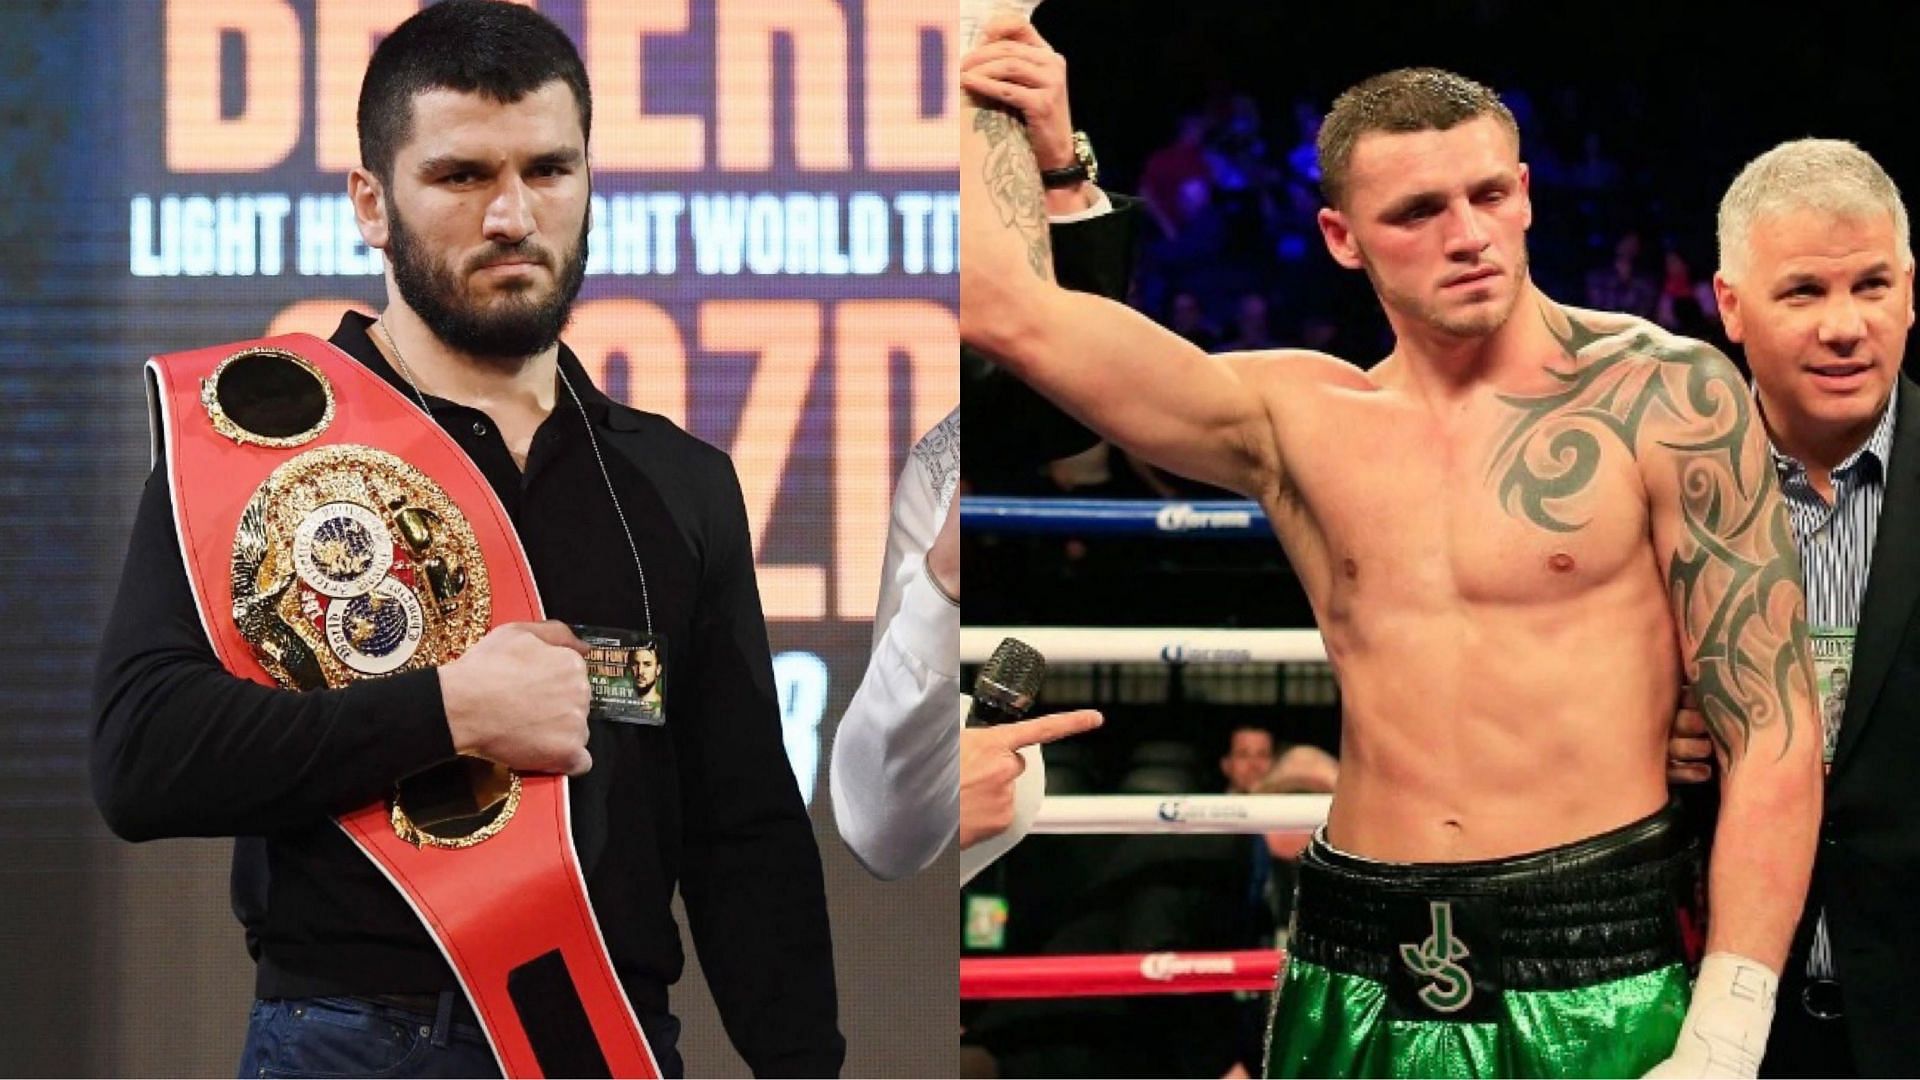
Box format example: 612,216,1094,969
961,950,1285,1000
962,495,1270,538
961,627,1326,665
1034,794,1330,834
961,496,1322,664
963,495,1316,1004
973,795,1315,998
965,794,1310,1002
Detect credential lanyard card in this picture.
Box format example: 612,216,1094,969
573,624,667,726
1810,626,1855,772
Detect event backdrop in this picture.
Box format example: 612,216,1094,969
0,1,957,1075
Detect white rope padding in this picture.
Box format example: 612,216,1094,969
1033,794,1331,834
961,627,1327,665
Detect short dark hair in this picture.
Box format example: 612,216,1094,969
1316,67,1517,210
358,0,592,183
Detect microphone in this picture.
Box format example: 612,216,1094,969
959,635,1050,885
967,637,1046,727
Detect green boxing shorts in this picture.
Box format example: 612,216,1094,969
1265,802,1702,1078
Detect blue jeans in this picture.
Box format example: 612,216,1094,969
237,995,683,1079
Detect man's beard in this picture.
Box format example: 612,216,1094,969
385,202,590,370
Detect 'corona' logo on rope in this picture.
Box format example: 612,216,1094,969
1399,901,1474,1013
1158,645,1255,663
1154,503,1256,533
1157,799,1252,824
1140,952,1238,981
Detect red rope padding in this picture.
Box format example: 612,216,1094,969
960,950,1286,1000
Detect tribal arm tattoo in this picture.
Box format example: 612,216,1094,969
1489,305,1816,764
1658,368,1815,766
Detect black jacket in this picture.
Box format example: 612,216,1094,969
1799,374,1920,1076
89,313,843,1076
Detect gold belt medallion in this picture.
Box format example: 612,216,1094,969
231,444,517,848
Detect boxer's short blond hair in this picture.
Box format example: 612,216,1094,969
1317,67,1518,210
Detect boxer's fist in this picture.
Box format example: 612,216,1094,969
960,0,1043,56
441,620,594,776
959,18,1076,173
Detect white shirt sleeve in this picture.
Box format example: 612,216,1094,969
830,567,961,879
1047,187,1114,225
870,446,941,647
829,414,962,879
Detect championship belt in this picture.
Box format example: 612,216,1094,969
146,334,659,1079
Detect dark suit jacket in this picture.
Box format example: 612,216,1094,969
1803,373,1920,1075
963,194,1142,479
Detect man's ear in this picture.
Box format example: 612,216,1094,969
1517,161,1533,234
1712,272,1745,344
1319,207,1363,271
349,167,390,250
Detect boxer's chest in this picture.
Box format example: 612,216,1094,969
1277,391,1653,610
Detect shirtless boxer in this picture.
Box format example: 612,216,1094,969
960,37,1821,1079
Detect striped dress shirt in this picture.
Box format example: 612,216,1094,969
1766,384,1899,981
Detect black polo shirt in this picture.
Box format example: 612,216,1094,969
90,313,843,1076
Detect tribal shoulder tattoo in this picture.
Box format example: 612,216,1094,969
970,106,1053,281
1487,304,1814,764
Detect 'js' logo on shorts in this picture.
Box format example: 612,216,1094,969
1399,900,1474,1013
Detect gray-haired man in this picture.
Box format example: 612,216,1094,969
1671,137,1920,1077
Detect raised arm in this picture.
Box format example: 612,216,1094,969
958,18,1284,499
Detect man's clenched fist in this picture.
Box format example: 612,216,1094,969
441,620,594,776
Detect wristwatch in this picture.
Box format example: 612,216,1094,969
1039,130,1099,189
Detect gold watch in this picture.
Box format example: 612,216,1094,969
1039,131,1099,189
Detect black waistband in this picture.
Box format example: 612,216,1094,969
255,953,671,1019
1292,802,1700,992
363,991,479,1027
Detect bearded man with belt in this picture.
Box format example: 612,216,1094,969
88,3,842,1076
